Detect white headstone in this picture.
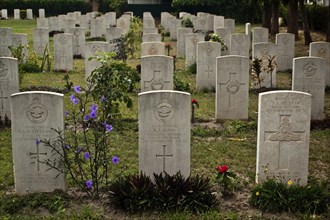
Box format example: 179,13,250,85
11,91,66,195
14,9,20,20
85,42,110,80
37,18,49,29
230,34,250,57
276,33,295,71
196,41,221,91
245,23,251,48
54,33,73,71
195,17,208,33
216,55,249,120
12,33,28,62
1,9,8,19
104,12,116,27
143,27,158,34
207,14,215,32
224,18,235,33
161,12,171,30
117,17,130,35
213,15,224,32
0,28,13,57
185,33,204,67
33,28,49,56
309,42,330,86
292,57,327,120
169,19,181,41
142,33,161,43
141,55,173,92
143,16,155,29
256,91,311,186
0,57,19,121
26,9,33,20
139,90,191,178
141,42,165,57
176,28,193,58
252,27,269,44
39,9,45,18
49,17,59,32
64,18,76,33
70,27,85,58
215,27,232,55
90,18,104,38
252,42,277,88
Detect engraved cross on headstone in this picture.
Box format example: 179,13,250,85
205,65,213,79
218,72,245,107
264,115,305,170
156,145,173,172
144,69,170,91
30,139,47,171
0,82,8,112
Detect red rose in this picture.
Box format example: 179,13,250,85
216,165,222,172
220,165,228,173
192,99,198,104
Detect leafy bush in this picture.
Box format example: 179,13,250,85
250,179,328,214
174,71,191,92
108,172,218,214
108,173,155,213
181,17,194,28
306,5,328,32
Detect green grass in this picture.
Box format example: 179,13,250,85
0,20,329,219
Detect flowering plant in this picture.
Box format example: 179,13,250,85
215,164,237,197
191,99,199,123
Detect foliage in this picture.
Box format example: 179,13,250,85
306,4,329,32
215,165,238,197
108,172,155,213
250,57,263,88
86,37,106,42
0,115,10,129
39,44,51,72
109,37,133,61
171,0,262,23
174,71,191,93
0,190,69,215
108,172,218,214
262,54,277,88
0,0,91,17
87,52,140,119
8,44,26,84
188,62,197,74
41,83,124,198
62,72,73,92
250,179,328,215
124,16,143,58
20,9,26,19
208,33,228,52
181,17,194,28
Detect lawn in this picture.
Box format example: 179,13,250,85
0,19,329,220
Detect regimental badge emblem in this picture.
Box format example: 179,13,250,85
26,97,48,123
154,98,175,121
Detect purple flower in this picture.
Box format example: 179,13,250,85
74,85,81,93
90,104,98,112
84,152,90,160
101,95,105,102
104,123,113,133
112,156,119,165
89,111,97,119
84,114,90,121
86,180,93,189
65,144,70,149
70,94,78,105
36,138,40,145
65,111,69,117
77,147,82,153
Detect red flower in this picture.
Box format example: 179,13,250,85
192,99,198,104
216,165,228,173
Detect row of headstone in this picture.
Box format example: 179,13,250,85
1,9,44,20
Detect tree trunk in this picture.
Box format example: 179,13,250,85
91,0,99,12
327,3,330,42
287,0,299,40
262,1,272,32
299,0,313,45
271,0,280,35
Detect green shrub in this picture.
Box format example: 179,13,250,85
20,9,26,19
181,17,194,28
306,5,328,32
188,62,197,74
249,179,328,215
109,173,154,214
108,172,218,214
174,71,191,92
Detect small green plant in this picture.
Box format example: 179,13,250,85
62,72,73,92
124,16,143,58
250,57,264,88
108,172,155,214
208,33,228,52
174,72,191,92
181,17,194,28
8,44,26,84
250,179,328,215
165,43,173,56
109,37,133,61
40,44,51,72
215,165,238,197
262,54,277,88
188,62,197,74
108,172,218,214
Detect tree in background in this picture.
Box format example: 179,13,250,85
298,0,313,45
271,0,280,35
262,1,272,31
327,3,330,42
287,0,299,39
